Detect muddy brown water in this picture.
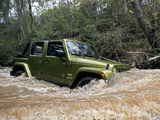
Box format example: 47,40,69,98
0,67,160,120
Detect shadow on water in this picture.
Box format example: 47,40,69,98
0,67,160,120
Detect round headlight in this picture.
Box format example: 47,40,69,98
113,67,117,73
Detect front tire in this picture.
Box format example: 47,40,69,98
76,77,94,87
14,70,25,77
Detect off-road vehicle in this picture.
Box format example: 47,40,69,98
10,39,131,88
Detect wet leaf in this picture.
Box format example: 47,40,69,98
129,10,134,14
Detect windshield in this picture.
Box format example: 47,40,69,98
66,41,99,58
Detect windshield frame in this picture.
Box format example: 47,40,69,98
66,40,99,59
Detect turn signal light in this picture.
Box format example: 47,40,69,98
101,73,105,78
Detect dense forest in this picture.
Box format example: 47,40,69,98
0,0,160,68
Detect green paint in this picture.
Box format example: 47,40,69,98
11,39,131,87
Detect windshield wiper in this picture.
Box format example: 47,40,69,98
84,54,93,57
71,53,82,56
84,54,99,60
71,53,87,58
71,53,98,59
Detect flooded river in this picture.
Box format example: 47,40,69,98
0,67,160,120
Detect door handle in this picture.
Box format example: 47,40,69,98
29,58,34,62
39,61,43,64
43,59,50,63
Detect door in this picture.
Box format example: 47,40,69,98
28,41,45,79
41,41,67,83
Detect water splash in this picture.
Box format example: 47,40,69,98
0,68,160,120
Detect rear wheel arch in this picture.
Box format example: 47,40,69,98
12,63,32,77
12,65,25,75
14,70,25,77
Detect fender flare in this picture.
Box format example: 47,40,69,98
13,62,32,77
70,67,113,86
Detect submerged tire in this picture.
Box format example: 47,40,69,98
14,70,25,77
76,77,94,87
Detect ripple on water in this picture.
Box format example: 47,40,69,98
0,68,160,120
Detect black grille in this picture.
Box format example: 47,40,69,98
117,68,129,73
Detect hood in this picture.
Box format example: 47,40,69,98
70,56,128,69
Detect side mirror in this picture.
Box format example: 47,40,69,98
15,53,23,57
55,50,65,58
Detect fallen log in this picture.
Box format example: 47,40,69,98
148,56,160,61
127,52,160,69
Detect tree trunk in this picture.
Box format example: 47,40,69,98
15,0,24,37
28,0,33,32
153,0,156,13
5,0,9,24
131,0,158,49
20,0,30,33
0,0,10,24
123,0,128,13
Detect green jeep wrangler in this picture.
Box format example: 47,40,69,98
10,39,131,88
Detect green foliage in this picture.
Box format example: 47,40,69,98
0,0,160,66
